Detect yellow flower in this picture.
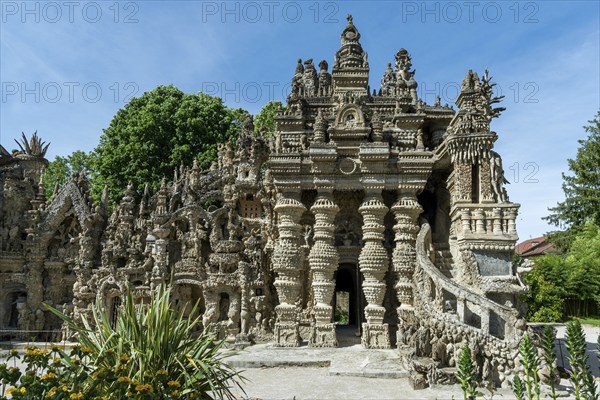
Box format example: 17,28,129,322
80,346,92,354
42,372,58,380
70,393,84,400
20,387,27,394
135,383,153,394
117,376,132,384
172,389,179,396
156,369,168,375
62,385,69,392
47,386,58,398
120,354,129,363
167,380,180,388
5,387,16,395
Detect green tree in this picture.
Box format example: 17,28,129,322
522,254,566,322
44,150,95,199
563,223,600,316
254,101,285,137
523,223,600,321
545,111,600,250
93,85,249,203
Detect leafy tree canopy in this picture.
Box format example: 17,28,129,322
523,222,600,322
93,85,250,203
545,111,600,249
44,150,95,199
253,101,285,137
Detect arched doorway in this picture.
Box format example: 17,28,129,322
4,291,27,329
333,263,364,346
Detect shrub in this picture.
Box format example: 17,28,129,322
0,285,245,399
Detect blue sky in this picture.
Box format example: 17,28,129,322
1,0,599,240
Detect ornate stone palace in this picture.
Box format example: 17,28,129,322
0,16,526,387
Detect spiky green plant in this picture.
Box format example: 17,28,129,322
48,284,245,399
513,375,525,400
456,345,479,400
565,320,593,400
519,333,541,400
542,326,559,400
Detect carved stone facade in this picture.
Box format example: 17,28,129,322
0,16,525,388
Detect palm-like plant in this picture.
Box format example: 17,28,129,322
14,131,50,157
48,284,245,399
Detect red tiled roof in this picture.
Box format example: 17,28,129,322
515,236,557,257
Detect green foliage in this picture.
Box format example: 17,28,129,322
513,375,525,400
93,85,249,204
524,223,600,321
456,346,480,400
545,111,600,235
542,326,559,400
334,307,349,325
522,255,566,322
565,320,596,400
1,284,247,399
44,151,96,200
518,333,541,400
563,223,600,315
253,101,285,137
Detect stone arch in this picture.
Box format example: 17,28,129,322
335,104,366,128
1,285,27,330
38,180,92,248
97,275,126,314
172,279,205,321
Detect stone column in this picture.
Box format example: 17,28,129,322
308,190,339,347
272,193,306,347
391,191,422,347
358,191,390,349
151,227,170,288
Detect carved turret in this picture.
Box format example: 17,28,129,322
331,15,369,97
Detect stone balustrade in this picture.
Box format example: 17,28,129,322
453,204,519,237
415,222,522,341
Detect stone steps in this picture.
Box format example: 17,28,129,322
226,343,409,379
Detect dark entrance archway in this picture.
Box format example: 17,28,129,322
333,263,364,346
333,263,364,327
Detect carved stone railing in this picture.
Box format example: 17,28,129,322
415,222,521,341
452,203,519,240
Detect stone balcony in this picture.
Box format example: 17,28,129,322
451,203,519,250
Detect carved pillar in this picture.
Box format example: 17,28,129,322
391,191,422,347
151,227,170,288
272,193,306,347
308,190,339,347
358,191,390,349
25,255,45,330
479,155,494,203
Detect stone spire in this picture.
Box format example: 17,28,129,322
331,14,369,96
335,14,367,70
